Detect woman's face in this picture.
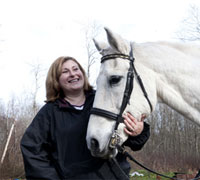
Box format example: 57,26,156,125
59,60,85,95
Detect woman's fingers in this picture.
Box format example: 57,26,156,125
123,113,145,136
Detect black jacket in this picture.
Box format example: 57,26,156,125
21,90,150,179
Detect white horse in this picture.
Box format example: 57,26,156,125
86,27,200,158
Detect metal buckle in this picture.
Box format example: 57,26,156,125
109,130,122,149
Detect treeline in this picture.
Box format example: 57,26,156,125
129,104,200,173
0,95,41,179
0,99,199,179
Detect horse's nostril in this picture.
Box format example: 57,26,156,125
91,138,99,150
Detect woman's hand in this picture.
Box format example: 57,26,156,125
123,113,146,136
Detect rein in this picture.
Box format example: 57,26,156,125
89,43,200,180
114,145,200,180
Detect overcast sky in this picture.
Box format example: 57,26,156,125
0,0,199,104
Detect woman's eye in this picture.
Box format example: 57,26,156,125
109,75,122,86
62,70,68,73
73,67,79,71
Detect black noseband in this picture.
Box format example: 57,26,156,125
90,43,152,131
90,108,124,123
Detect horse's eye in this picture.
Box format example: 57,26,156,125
109,75,122,86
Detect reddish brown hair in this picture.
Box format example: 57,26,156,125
45,56,93,102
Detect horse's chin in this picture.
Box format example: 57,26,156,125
91,148,118,159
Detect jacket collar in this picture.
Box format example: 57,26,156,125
56,89,95,109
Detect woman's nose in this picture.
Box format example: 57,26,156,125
69,70,75,76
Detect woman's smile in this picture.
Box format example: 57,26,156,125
59,60,84,93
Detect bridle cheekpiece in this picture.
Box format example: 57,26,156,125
90,43,152,150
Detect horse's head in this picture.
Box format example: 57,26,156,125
86,28,157,158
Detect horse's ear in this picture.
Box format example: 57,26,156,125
104,27,129,54
93,38,107,54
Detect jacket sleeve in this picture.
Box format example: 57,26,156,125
123,122,150,151
20,105,60,180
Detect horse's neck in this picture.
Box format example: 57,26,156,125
136,42,200,125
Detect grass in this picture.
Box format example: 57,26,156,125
129,169,175,180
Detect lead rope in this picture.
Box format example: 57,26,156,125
112,145,200,180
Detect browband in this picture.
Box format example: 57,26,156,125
101,53,134,63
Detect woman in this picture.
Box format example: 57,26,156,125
21,56,150,180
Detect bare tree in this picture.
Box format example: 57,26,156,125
83,22,102,81
176,5,200,41
0,93,39,179
130,104,200,173
28,61,45,116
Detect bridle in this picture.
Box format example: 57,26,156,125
89,43,200,180
90,43,153,149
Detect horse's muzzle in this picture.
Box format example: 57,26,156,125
89,138,118,159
